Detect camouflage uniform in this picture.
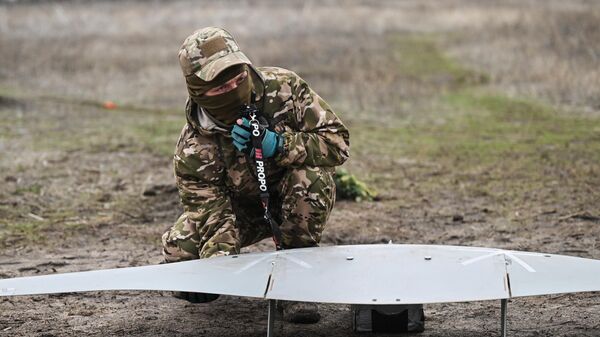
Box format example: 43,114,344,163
162,29,350,262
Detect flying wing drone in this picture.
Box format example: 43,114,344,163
2,244,600,336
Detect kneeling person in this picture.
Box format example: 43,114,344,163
162,27,350,324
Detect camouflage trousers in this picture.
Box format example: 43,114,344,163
162,167,335,261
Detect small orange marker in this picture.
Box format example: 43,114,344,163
103,101,117,109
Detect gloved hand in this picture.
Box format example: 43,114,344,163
231,117,282,158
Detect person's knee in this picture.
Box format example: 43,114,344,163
199,241,239,258
279,167,336,248
161,213,200,262
282,167,335,204
198,225,241,258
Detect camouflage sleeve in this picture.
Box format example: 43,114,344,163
173,125,235,241
274,74,350,168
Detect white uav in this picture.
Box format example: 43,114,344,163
2,244,600,336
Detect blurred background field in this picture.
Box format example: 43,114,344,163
0,1,599,336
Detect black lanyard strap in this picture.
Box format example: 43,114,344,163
241,104,283,250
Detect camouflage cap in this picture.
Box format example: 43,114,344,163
178,27,252,81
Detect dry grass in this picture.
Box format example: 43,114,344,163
448,2,600,113
1,0,598,115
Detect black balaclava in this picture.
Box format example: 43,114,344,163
185,64,253,125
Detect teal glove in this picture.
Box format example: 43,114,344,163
231,118,282,158
231,118,253,153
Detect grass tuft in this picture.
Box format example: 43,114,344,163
0,221,48,247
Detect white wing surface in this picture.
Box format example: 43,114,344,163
0,252,275,298
264,245,509,304
505,251,600,297
1,244,600,304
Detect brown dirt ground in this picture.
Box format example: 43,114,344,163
1,1,600,336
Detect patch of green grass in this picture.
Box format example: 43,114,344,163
132,116,183,157
0,90,184,157
14,184,43,195
351,90,600,164
435,91,600,165
380,33,600,171
0,86,23,99
348,89,600,205
22,105,183,156
390,34,488,86
63,222,87,231
445,91,555,121
0,221,48,246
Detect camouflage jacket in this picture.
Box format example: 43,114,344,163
173,67,350,231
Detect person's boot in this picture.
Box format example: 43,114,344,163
172,291,220,303
278,301,321,324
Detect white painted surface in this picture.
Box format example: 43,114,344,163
1,244,599,304
505,251,600,297
0,252,275,298
265,245,509,304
